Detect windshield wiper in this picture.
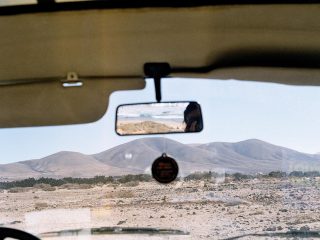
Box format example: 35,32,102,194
225,230,320,239
40,226,189,238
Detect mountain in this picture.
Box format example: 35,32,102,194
0,151,137,181
197,139,320,174
94,137,222,176
1,138,320,180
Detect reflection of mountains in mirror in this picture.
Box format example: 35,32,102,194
116,103,188,135
1,138,320,181
118,103,187,119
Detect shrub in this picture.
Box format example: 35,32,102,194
8,187,30,193
184,172,213,181
106,190,135,198
288,171,320,177
232,173,254,181
34,202,49,210
117,174,152,183
122,181,139,187
34,184,56,191
77,184,93,189
268,171,287,178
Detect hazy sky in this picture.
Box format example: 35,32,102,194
0,78,320,164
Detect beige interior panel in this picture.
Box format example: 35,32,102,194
0,4,320,127
0,78,145,128
0,4,320,83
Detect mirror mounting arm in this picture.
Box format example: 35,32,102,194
154,76,161,103
144,63,171,103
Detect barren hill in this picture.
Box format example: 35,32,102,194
1,138,320,180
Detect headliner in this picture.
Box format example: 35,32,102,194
0,4,320,84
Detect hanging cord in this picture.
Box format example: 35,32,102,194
163,136,167,155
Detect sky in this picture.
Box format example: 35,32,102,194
0,77,320,164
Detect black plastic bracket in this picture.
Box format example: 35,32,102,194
37,0,55,5
154,76,162,103
144,63,171,103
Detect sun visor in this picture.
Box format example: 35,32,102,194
0,78,145,128
172,67,320,86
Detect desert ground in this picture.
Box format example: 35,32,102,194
117,120,185,135
1,177,320,239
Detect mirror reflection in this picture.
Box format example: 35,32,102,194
116,101,203,135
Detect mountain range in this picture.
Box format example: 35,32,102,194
1,138,320,181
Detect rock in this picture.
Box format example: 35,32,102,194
117,220,127,225
265,226,277,231
189,189,199,193
9,221,22,225
207,192,214,198
300,225,310,232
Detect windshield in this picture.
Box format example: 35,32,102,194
1,78,320,239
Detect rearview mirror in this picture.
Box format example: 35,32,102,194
116,101,203,136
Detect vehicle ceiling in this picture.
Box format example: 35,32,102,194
0,2,320,127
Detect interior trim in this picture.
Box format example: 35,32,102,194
1,0,320,16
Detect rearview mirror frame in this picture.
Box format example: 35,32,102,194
115,101,204,136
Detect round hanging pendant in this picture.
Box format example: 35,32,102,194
151,153,179,184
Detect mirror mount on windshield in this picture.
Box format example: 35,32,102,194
144,63,171,103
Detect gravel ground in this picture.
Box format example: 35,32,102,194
1,177,320,239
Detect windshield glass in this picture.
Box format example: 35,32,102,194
1,78,320,239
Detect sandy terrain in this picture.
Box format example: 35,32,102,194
1,178,320,239
117,120,185,135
